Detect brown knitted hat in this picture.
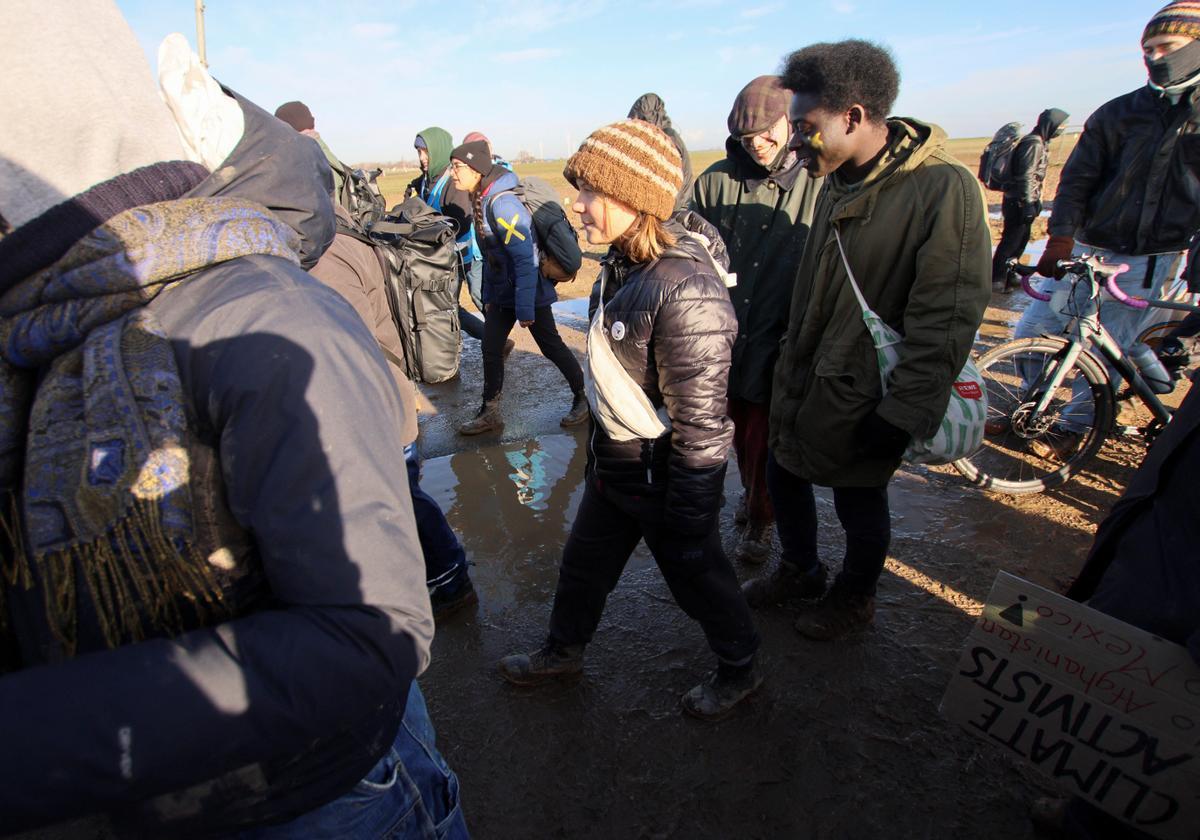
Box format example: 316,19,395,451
1144,1,1200,43
563,120,683,221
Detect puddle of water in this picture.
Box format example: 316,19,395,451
552,297,590,330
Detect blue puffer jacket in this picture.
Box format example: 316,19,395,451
478,169,557,320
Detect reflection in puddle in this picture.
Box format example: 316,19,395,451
420,434,586,616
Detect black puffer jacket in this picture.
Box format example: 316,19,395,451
1005,108,1069,209
1049,84,1200,255
586,221,735,536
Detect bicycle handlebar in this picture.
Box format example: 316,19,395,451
1006,256,1139,307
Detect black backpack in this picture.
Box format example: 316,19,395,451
334,163,388,230
978,122,1023,190
338,197,462,384
487,176,583,283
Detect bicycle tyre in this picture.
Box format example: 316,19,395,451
952,337,1115,494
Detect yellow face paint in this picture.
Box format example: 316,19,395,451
807,130,825,151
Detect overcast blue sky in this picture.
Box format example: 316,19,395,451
117,0,1154,163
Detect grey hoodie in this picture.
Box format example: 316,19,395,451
628,93,694,206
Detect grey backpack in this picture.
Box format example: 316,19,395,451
978,122,1023,190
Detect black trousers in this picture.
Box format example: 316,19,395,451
991,196,1034,284
481,305,583,402
547,475,760,665
766,452,891,597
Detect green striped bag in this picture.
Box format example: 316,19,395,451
833,227,987,465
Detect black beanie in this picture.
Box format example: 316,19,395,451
450,141,492,176
274,101,314,132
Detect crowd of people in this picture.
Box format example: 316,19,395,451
0,0,1198,838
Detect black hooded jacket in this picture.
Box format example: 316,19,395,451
1049,85,1200,255
628,93,693,207
1004,107,1069,208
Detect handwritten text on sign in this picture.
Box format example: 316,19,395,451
941,572,1200,840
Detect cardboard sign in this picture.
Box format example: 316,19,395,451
941,572,1200,840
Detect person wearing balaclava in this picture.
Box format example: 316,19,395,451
689,75,823,569
0,2,468,837
1012,1,1200,460
628,93,693,206
990,107,1069,292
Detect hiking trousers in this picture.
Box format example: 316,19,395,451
991,197,1034,284
481,305,583,403
728,398,774,525
547,474,760,665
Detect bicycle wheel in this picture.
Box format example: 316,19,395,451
952,337,1115,494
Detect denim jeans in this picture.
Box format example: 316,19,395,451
237,685,469,839
1014,245,1183,428
765,452,890,597
406,443,470,596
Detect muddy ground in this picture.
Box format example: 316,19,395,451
410,279,1155,840
19,241,1183,840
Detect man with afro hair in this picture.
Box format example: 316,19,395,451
749,40,991,639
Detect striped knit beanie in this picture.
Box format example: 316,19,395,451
563,119,682,221
1144,1,1200,43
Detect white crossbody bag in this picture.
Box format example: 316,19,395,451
583,266,669,442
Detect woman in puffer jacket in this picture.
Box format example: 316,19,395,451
499,120,761,721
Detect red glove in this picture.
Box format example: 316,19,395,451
1036,235,1075,278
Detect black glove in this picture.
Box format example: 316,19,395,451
857,410,910,460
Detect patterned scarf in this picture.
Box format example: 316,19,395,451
0,197,300,658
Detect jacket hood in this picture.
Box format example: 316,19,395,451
186,89,335,269
482,167,519,196
829,118,947,218
628,93,672,131
1035,108,1070,141
416,126,454,180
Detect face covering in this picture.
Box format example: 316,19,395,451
1146,38,1200,88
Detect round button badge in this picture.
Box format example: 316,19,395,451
611,321,626,341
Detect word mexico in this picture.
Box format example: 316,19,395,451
942,573,1200,840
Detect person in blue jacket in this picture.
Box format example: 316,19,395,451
448,140,588,434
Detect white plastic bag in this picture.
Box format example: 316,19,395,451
833,227,987,464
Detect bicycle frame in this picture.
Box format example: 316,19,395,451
1027,266,1174,433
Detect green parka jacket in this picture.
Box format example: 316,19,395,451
691,140,822,403
768,118,991,486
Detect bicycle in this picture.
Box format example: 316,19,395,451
951,256,1199,494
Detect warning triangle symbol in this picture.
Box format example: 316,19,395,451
999,602,1025,627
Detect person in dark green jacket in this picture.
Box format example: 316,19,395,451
751,40,991,640
690,74,822,565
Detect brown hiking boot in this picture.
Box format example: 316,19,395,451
681,660,762,721
499,642,585,686
735,521,772,565
741,562,827,608
560,391,589,427
456,398,503,436
793,587,875,641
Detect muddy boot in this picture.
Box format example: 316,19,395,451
793,584,875,641
741,561,827,608
735,521,772,565
498,642,585,686
559,391,589,427
681,659,762,721
456,398,503,436
430,575,478,621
